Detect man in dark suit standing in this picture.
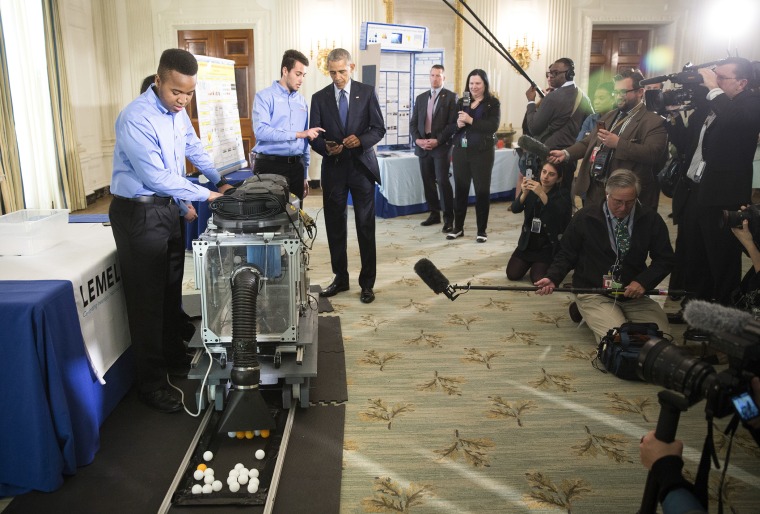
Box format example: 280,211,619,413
410,64,458,231
309,48,386,304
675,57,760,306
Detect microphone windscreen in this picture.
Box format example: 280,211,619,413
682,300,751,336
517,135,550,159
414,258,450,295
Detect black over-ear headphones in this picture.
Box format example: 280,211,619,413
565,59,575,80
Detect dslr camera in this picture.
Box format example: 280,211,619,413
723,203,760,233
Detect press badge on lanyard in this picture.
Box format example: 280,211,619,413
531,217,542,233
603,265,622,290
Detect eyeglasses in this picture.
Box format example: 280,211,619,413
612,88,640,96
716,74,739,81
545,69,568,78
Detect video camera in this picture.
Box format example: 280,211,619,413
637,325,760,423
642,64,714,115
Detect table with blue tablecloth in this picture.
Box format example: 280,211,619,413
371,148,519,218
0,223,133,496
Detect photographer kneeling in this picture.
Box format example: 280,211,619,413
507,161,573,283
639,377,760,514
535,169,674,342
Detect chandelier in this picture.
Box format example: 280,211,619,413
508,36,540,70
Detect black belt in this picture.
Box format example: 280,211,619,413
114,194,173,205
255,153,302,164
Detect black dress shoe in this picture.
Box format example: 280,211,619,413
360,288,375,303
320,281,349,297
441,223,453,233
420,212,441,226
667,310,685,324
684,327,710,342
568,302,583,323
139,388,182,413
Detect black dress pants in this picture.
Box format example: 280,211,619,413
680,182,742,305
109,197,185,393
321,157,377,289
253,157,305,200
452,146,494,234
418,152,453,222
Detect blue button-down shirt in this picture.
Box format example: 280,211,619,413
111,87,220,205
252,80,310,177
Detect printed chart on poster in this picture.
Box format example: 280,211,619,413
377,52,411,148
194,55,247,175
376,49,444,149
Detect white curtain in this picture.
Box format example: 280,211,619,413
0,0,63,209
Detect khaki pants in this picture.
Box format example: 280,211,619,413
575,293,670,342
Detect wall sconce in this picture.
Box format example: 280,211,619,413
310,40,335,76
508,36,540,70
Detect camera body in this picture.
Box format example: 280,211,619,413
638,330,760,420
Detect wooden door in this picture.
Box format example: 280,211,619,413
589,29,649,97
178,29,255,174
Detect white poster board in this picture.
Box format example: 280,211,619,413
194,55,247,175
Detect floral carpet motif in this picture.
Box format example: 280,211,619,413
186,192,760,513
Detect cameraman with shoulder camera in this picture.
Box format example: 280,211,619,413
639,377,760,514
676,57,760,309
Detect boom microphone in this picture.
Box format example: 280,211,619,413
414,258,457,301
517,135,550,160
682,300,760,338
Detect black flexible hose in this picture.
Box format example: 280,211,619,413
230,267,261,384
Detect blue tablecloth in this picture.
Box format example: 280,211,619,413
0,280,134,496
368,149,519,218
185,169,253,249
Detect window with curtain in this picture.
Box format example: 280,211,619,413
0,0,63,209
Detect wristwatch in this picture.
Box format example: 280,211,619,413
215,177,229,188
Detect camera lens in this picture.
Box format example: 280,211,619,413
721,209,747,229
638,339,716,403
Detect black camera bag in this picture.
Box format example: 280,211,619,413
593,322,664,380
657,155,683,198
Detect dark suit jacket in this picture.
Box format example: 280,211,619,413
309,80,386,183
525,84,592,150
569,105,668,199
409,87,458,158
698,89,760,207
511,186,572,253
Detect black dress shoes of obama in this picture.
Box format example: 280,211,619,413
320,280,350,298
320,280,375,303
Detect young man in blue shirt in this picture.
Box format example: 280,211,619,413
110,48,225,413
252,49,324,200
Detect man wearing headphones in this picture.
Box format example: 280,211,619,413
525,58,592,152
523,58,592,193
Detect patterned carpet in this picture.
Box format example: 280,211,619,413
187,190,760,513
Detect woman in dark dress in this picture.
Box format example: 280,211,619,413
447,69,500,243
506,161,572,283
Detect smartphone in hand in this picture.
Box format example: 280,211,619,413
596,120,606,131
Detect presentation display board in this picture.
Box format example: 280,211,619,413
194,55,247,175
375,49,444,150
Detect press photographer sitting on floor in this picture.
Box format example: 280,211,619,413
639,377,760,514
535,169,674,342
